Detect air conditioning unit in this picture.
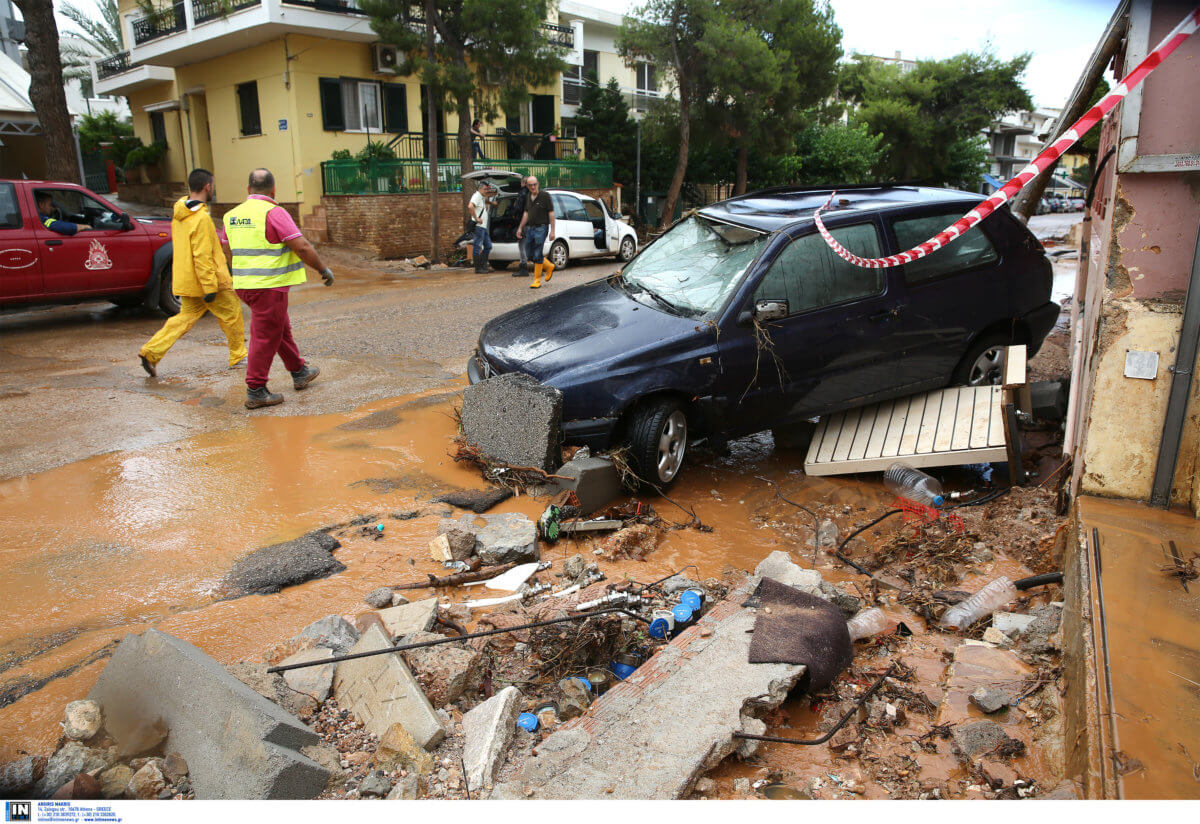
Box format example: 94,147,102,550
372,43,400,74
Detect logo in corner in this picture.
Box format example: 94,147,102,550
83,239,113,271
5,801,31,822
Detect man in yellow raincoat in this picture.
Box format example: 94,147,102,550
138,168,247,376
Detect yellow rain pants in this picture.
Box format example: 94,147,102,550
139,290,248,367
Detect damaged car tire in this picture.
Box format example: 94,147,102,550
628,397,688,487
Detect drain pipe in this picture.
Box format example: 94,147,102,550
1150,217,1200,508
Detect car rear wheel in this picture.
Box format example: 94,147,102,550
618,236,636,262
953,333,1011,386
627,398,688,487
548,240,569,270
157,262,180,316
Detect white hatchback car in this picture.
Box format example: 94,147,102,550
462,169,638,269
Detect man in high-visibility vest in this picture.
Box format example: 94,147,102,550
226,168,334,409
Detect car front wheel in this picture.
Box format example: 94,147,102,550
157,262,180,316
618,236,636,261
627,398,688,487
953,333,1011,386
548,240,569,270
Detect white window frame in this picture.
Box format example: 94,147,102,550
342,80,384,134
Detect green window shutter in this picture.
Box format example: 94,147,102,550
383,83,407,133
320,77,344,131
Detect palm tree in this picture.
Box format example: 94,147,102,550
59,0,123,99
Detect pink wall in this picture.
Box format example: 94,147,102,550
1137,0,1200,157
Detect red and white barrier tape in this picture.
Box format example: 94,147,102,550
814,5,1200,269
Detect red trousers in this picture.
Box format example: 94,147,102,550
237,287,305,389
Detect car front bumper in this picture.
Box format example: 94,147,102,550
1022,301,1061,356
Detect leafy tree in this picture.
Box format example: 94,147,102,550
574,78,636,186
701,0,842,194
762,121,884,187
362,0,566,247
839,50,1033,187
59,0,122,100
77,110,132,154
15,0,78,182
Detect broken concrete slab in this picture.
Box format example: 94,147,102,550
553,456,623,513
475,513,539,565
228,661,316,718
992,612,1037,636
463,686,522,792
332,624,445,750
492,578,806,799
400,631,482,707
223,532,344,596
1020,604,1063,654
754,551,823,594
280,648,336,703
461,373,563,473
436,518,478,559
952,720,1014,759
377,598,437,640
294,615,360,656
89,630,328,799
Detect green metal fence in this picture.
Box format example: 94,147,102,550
320,159,612,196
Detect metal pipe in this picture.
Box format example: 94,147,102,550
1150,216,1200,507
732,663,897,746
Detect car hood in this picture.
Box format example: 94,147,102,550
479,278,698,382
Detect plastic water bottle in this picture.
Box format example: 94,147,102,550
883,462,945,508
940,577,1019,630
845,608,890,641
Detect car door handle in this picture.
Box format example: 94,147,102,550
45,239,62,247
868,307,899,322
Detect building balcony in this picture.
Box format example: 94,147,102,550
560,79,662,113
93,51,176,96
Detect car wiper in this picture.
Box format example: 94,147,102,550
639,287,697,317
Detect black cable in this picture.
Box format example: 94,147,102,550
1014,571,1063,590
833,509,901,576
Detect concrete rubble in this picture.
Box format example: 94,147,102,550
462,686,523,792
553,455,623,513
474,513,539,564
376,598,438,639
460,373,563,472
88,629,329,799
280,648,336,703
399,631,482,706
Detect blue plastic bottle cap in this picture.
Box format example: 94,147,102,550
648,617,671,639
680,589,704,610
516,712,539,732
931,495,944,508
572,676,592,692
672,604,693,624
376,523,385,531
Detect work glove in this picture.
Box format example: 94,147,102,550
320,267,335,287
203,292,216,303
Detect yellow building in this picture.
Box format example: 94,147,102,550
92,0,636,220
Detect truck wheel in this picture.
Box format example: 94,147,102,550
157,261,180,316
548,240,569,270
618,236,636,262
627,397,689,487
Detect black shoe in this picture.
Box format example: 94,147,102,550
139,355,156,377
291,363,320,390
245,386,284,409
513,263,527,277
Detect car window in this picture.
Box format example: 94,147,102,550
754,223,884,315
582,200,604,222
0,183,21,229
554,193,589,222
36,189,123,229
893,213,999,284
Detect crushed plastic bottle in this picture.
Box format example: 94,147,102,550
939,576,1019,630
883,462,945,508
845,607,890,641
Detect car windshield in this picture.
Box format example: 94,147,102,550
620,215,769,316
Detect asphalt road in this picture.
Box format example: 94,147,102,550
0,254,620,479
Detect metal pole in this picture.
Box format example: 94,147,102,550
1149,217,1200,507
635,119,641,227
72,125,86,187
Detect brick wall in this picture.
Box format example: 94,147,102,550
322,186,621,260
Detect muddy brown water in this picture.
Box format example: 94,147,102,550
0,384,1057,796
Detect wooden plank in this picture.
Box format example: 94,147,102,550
933,389,960,452
805,417,829,466
988,386,1005,447
864,400,894,459
831,407,862,462
915,391,943,454
816,411,843,463
969,386,992,449
1003,344,1027,387
805,445,1009,476
950,387,975,451
848,403,880,461
899,394,927,456
881,398,909,458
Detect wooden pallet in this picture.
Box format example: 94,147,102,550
803,346,1026,478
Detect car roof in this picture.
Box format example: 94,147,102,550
698,185,985,232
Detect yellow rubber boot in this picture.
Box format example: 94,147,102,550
542,260,555,283
530,262,543,289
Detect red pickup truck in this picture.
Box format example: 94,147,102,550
0,179,178,315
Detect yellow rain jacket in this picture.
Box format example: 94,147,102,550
170,197,233,297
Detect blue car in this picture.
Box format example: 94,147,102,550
469,185,1059,486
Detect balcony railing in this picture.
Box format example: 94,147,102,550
194,0,261,24
280,0,366,15
96,51,133,79
542,22,574,49
385,131,579,162
131,1,186,45
321,158,610,196
625,89,662,113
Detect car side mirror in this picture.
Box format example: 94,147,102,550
120,212,133,231
753,299,789,323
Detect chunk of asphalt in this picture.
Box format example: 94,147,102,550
460,373,563,473
88,629,328,799
433,487,514,514
223,532,344,596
